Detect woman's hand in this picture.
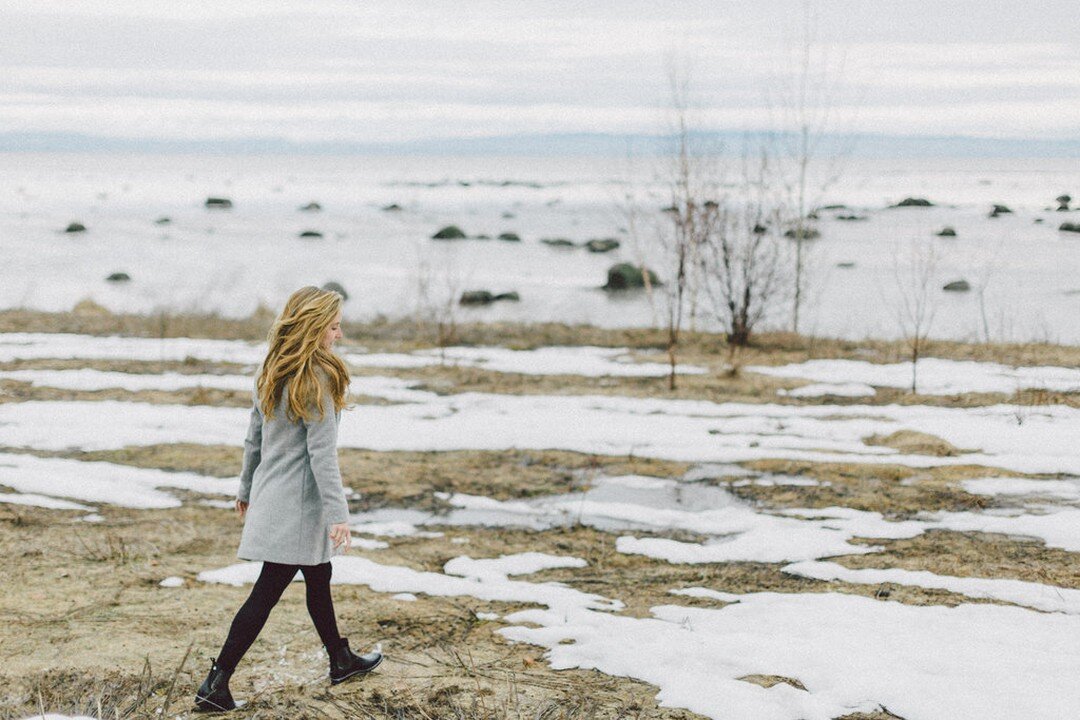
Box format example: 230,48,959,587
235,499,248,518
329,523,351,553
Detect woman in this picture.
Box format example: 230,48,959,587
196,286,382,712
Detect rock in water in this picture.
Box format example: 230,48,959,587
943,280,971,292
989,204,1013,218
784,227,821,239
585,238,620,253
322,282,348,300
836,261,856,269
892,197,934,208
299,230,323,238
1056,194,1071,211
541,237,576,247
460,290,495,305
299,201,322,212
432,225,467,240
497,232,522,242
106,272,130,282
205,197,233,209
1060,222,1080,234
381,203,403,212
154,216,171,225
603,263,660,291
492,291,520,301
936,226,957,237
64,222,86,233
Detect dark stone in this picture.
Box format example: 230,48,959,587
64,222,86,233
475,234,491,240
989,204,1013,217
835,214,867,221
836,262,856,269
497,232,521,242
299,230,323,238
1057,195,1072,211
585,238,620,253
492,291,520,301
807,211,819,220
205,197,233,209
154,217,171,225
460,290,495,305
502,212,515,219
661,205,678,213
819,204,848,211
943,279,971,292
936,227,957,237
603,263,660,291
1060,223,1080,233
703,200,719,210
541,238,576,247
299,202,322,212
1035,218,1045,224
752,223,768,235
891,197,934,208
784,227,821,239
106,272,130,282
432,225,467,240
322,281,348,300
381,203,402,212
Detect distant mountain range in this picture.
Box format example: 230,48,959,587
3,131,1079,158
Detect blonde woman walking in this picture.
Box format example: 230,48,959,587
196,286,382,712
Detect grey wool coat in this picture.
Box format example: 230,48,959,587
236,377,351,566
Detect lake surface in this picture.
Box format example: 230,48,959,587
3,152,1079,344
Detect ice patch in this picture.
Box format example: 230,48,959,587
750,357,1080,396
0,452,237,509
783,560,1080,615
501,591,1080,720
199,552,617,613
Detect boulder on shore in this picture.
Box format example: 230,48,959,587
322,281,348,300
784,227,821,239
64,222,86,233
585,238,620,253
432,225,467,240
603,263,660,291
943,279,971,292
205,197,232,209
892,197,934,208
936,226,957,237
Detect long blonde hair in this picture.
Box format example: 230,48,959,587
257,286,350,422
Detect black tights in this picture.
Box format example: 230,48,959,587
215,561,341,674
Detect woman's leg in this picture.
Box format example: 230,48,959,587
215,562,299,673
299,562,342,649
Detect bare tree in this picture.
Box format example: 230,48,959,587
893,240,939,394
412,248,463,362
702,152,791,348
768,1,853,334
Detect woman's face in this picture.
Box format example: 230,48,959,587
321,310,343,349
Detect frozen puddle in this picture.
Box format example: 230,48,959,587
0,333,704,378
0,452,236,509
7,395,1080,476
749,357,1080,396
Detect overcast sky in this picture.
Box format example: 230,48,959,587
2,0,1078,144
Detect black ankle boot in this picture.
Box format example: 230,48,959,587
327,638,382,685
195,658,236,712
